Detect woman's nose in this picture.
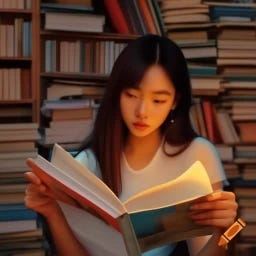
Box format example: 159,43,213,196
135,100,148,119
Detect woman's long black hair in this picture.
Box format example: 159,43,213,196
78,34,198,196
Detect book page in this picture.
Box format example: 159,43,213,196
51,144,126,217
29,144,126,219
124,161,213,213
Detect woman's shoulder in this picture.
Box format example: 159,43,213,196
185,137,222,167
75,149,102,178
188,137,227,184
189,136,217,152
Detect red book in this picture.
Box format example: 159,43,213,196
103,0,130,34
202,100,216,143
237,122,256,143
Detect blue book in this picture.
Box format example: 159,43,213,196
230,178,256,187
0,203,26,211
23,21,31,57
0,204,37,221
41,3,94,13
45,40,52,72
188,65,217,76
210,6,256,20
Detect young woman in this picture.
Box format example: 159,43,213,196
25,34,237,256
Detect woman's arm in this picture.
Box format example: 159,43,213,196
44,204,89,256
187,182,238,256
24,172,90,256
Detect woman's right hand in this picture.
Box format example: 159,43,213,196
24,171,61,218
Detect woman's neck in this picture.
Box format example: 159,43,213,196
124,131,162,156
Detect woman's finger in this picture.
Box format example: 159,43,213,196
24,171,42,185
192,217,235,228
194,191,236,203
190,209,236,220
190,199,238,211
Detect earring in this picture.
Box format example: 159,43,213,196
170,109,175,124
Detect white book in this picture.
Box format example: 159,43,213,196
45,12,105,33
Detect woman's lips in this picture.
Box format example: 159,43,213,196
132,122,149,130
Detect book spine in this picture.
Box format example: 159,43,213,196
118,213,141,256
103,0,130,34
0,209,37,221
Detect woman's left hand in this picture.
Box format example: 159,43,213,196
189,191,238,230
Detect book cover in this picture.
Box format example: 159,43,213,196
27,144,214,255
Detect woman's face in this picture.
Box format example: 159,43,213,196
120,65,176,138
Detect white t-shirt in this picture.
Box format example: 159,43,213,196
119,137,226,201
75,136,227,256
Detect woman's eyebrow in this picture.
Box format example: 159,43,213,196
152,90,172,96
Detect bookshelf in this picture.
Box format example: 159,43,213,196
0,0,40,122
2,0,255,255
0,0,50,255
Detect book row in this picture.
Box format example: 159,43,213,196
44,39,128,74
0,0,32,9
0,68,31,100
0,19,31,58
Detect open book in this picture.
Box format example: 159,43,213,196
27,144,214,256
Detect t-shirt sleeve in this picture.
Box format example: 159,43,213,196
75,149,102,179
191,137,228,186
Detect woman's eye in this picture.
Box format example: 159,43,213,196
125,91,137,98
154,99,166,104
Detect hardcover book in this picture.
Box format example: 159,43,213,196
27,144,214,256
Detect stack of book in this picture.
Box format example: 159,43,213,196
0,123,48,255
157,0,220,96
0,204,46,256
160,1,216,72
200,2,256,254
40,98,97,145
233,176,256,255
204,0,256,72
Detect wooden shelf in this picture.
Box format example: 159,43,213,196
40,30,137,41
0,57,32,62
0,99,34,105
40,72,109,82
0,9,32,17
